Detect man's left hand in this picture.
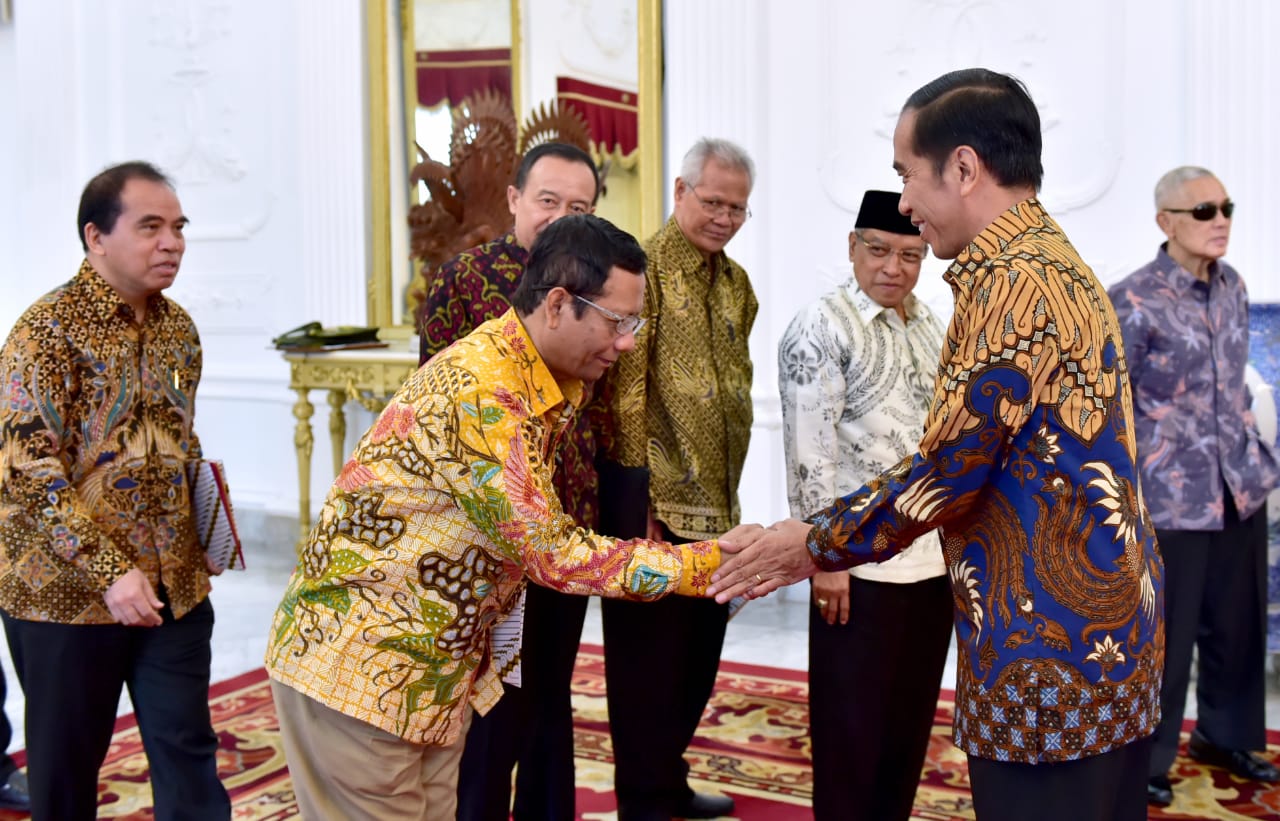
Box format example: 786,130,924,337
707,518,818,603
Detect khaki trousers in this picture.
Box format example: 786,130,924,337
271,680,471,820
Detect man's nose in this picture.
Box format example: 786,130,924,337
614,332,637,353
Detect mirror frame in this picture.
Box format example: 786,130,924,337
364,0,665,329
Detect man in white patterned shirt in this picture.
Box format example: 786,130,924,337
777,190,950,821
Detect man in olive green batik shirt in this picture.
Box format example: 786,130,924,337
597,137,757,821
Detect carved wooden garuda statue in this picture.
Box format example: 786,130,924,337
406,89,595,328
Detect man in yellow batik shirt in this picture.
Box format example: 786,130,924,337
265,215,723,821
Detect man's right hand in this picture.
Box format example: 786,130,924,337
104,569,164,627
812,570,850,626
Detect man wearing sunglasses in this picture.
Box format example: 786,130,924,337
597,137,757,821
777,190,949,821
1110,167,1280,807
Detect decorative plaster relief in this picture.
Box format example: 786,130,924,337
415,0,512,50
818,0,1123,216
135,1,276,240
556,0,638,90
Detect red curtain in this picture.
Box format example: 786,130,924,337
417,48,512,108
556,76,638,156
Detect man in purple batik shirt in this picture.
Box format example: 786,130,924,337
1109,165,1280,807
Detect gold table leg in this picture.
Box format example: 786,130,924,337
328,390,347,478
292,388,315,547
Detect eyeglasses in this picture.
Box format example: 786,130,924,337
690,185,751,223
571,293,648,336
1162,199,1235,221
856,232,926,265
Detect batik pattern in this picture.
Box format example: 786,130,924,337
1109,247,1280,528
417,232,600,529
600,217,757,539
805,200,1164,763
266,311,719,745
0,261,209,624
778,282,945,582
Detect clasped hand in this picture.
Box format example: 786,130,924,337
709,518,818,603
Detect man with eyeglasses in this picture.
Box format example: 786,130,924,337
777,190,949,821
265,214,733,821
414,142,604,821
1110,166,1280,807
596,137,757,821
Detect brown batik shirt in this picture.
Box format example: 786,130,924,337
601,217,757,540
0,261,210,623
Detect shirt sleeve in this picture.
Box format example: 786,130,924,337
419,258,468,363
1107,282,1150,389
806,261,1062,568
411,371,718,598
0,321,135,590
778,304,845,519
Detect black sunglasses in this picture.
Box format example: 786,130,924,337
1163,199,1235,221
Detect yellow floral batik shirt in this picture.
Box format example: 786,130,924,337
0,261,210,623
600,217,757,539
807,200,1164,764
265,310,720,746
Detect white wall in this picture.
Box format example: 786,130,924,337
2,0,1276,539
0,1,371,521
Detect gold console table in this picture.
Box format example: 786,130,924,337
284,343,418,544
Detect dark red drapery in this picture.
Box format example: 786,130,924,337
416,48,512,108
556,76,638,156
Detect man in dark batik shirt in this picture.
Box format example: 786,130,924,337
417,142,601,821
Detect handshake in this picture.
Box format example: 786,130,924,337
707,518,820,603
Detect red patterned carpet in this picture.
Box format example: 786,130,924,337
4,644,1280,819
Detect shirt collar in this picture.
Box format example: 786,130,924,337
73,259,169,327
944,198,1050,293
1154,242,1221,292
494,308,585,416
847,281,920,325
662,217,737,281
496,231,528,263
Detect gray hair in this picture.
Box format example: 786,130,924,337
1154,166,1216,209
680,138,755,190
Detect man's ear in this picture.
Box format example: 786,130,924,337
1155,210,1174,238
542,286,568,329
953,146,982,195
507,184,521,217
847,231,857,262
83,223,104,255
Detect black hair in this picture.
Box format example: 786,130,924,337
510,214,645,317
903,68,1043,190
513,143,601,204
77,161,174,252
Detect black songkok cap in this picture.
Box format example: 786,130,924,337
854,190,918,235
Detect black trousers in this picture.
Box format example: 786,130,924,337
0,664,15,782
456,582,589,821
1149,495,1269,777
602,521,729,817
808,574,952,821
3,595,229,821
968,735,1152,821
